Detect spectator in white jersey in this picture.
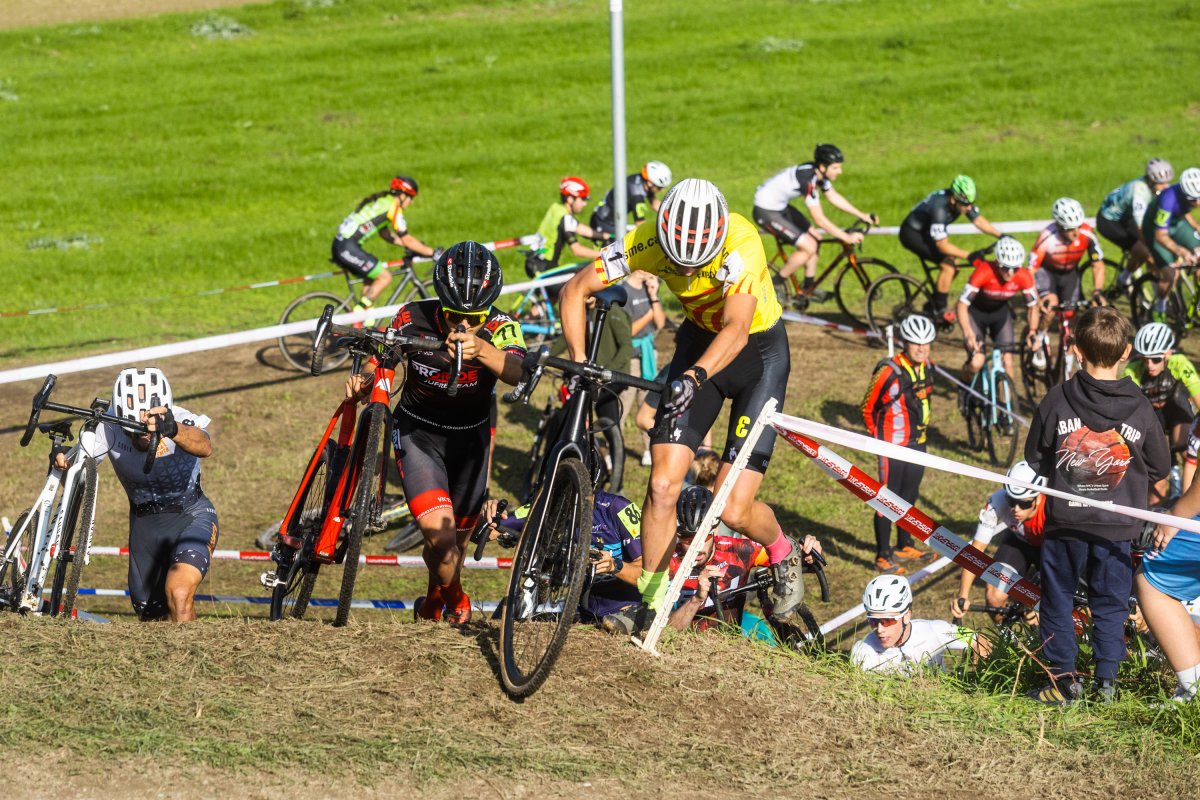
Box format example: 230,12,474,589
56,368,216,622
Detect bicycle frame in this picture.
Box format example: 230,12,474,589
765,221,873,291
511,262,579,337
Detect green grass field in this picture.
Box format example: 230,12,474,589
1,0,1196,363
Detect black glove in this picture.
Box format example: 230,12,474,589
661,374,700,420
155,409,179,439
966,248,987,264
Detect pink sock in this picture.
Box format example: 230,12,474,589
764,530,793,564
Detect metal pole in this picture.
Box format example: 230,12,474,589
610,0,627,236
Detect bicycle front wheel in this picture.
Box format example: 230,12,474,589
60,457,99,618
987,374,1019,468
500,458,593,698
773,603,825,655
279,292,351,373
334,404,387,627
834,257,898,328
864,274,927,339
271,443,338,621
964,394,984,453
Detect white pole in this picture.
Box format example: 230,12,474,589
609,0,628,234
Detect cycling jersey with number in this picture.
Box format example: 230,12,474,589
594,213,781,334
974,488,1046,547
959,259,1037,312
901,189,981,241
753,163,832,212
862,355,933,446
93,408,210,508
386,299,526,429
851,619,974,674
532,203,581,267
1147,185,1197,231
1123,354,1200,409
1099,177,1155,227
1028,222,1103,272
335,195,406,246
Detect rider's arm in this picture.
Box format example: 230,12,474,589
824,186,876,225
971,212,1003,238
561,261,612,361
861,366,892,437
806,199,853,245
568,237,602,261
956,294,975,349
396,232,435,258
689,293,755,381
471,337,525,385
934,235,970,261
145,409,213,458
1168,355,1200,408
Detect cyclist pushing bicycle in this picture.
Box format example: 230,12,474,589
899,174,1004,323
52,368,217,622
956,235,1040,381
345,241,525,624
753,143,878,301
560,178,805,637
332,174,443,317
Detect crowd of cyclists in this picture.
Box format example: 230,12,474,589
19,146,1200,709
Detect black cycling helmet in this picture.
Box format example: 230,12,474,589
433,240,503,313
813,143,844,168
676,485,714,536
390,175,419,196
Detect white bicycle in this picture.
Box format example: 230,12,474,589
0,375,158,617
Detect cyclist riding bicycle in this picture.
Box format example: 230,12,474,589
752,143,878,301
1097,158,1174,289
1029,198,1106,316
53,368,217,623
560,177,801,636
852,574,990,674
861,314,938,575
956,235,1040,381
588,161,674,239
345,241,526,624
527,176,610,276
1122,322,1200,459
899,174,1004,323
332,175,442,317
950,460,1046,624
1141,167,1200,321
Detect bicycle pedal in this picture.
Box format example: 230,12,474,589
259,571,284,589
279,534,302,549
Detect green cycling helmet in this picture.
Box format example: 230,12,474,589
950,174,977,204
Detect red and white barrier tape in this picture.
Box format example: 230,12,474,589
0,234,537,319
819,557,955,635
88,545,510,569
73,586,502,612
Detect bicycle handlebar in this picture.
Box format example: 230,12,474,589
310,303,445,376
469,499,509,562
712,547,831,606
508,346,665,406
447,326,465,397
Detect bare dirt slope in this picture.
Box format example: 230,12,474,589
0,0,266,30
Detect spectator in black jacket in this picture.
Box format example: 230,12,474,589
1024,306,1171,705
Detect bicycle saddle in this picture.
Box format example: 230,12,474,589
594,284,628,310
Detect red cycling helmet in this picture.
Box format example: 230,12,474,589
560,176,590,200
390,175,419,197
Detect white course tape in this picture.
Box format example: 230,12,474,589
770,411,1200,536
867,218,1073,237
931,364,1030,428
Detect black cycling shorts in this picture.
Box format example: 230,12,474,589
993,530,1039,583
331,239,382,280
1034,268,1082,305
753,205,811,247
899,225,944,264
965,305,1015,353
651,320,789,473
1095,214,1139,253
1153,383,1195,446
128,494,218,619
393,411,490,530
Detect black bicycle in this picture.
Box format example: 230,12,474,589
489,284,663,697
709,549,830,654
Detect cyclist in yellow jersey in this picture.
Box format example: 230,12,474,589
560,178,804,635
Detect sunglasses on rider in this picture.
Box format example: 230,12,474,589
1012,498,1037,510
441,306,488,325
1146,356,1165,365
867,616,903,629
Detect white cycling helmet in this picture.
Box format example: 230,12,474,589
1134,322,1175,357
863,575,912,615
1005,460,1047,501
112,367,172,421
898,314,936,345
656,178,729,269
1146,158,1174,185
641,160,673,191
995,235,1025,269
1181,167,1200,201
1051,197,1086,230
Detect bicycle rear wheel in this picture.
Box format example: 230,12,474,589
1018,340,1053,408
773,603,825,655
47,460,97,618
334,404,387,627
834,257,898,328
864,274,927,339
1079,258,1119,304
270,443,338,621
60,458,99,618
520,402,558,503
591,417,624,495
500,458,593,698
279,292,352,373
964,395,985,453
0,508,36,606
987,374,1019,468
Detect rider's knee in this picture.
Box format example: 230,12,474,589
647,473,684,508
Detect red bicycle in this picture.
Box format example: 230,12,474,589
261,304,448,625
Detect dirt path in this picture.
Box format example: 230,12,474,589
0,0,267,30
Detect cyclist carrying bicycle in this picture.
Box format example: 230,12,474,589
1122,322,1200,459
345,241,525,624
852,574,990,674
560,178,802,636
861,315,937,575
1141,167,1200,321
1097,158,1174,289
53,368,217,623
899,175,1004,323
332,175,442,317
752,143,878,301
950,460,1046,624
588,161,673,239
1029,198,1106,317
956,235,1040,381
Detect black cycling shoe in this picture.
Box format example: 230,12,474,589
601,602,657,636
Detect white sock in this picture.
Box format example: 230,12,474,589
1174,664,1200,698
